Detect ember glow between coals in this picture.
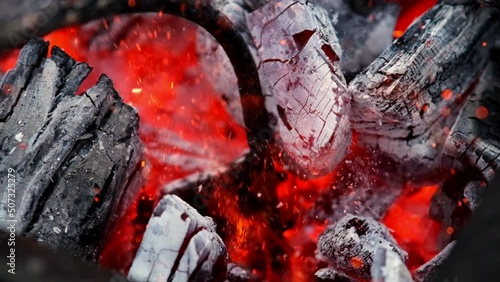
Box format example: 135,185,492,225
0,1,442,281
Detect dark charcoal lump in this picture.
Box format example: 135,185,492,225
0,39,143,261
317,214,407,280
464,181,486,212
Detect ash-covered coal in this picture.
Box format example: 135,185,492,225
371,246,412,282
128,195,228,282
318,214,407,280
314,267,354,282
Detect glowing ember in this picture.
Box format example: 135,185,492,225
476,106,489,119
383,185,442,271
350,256,364,269
441,89,453,101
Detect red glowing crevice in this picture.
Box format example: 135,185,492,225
394,0,438,38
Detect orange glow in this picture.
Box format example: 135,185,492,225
395,0,437,37
383,185,442,271
446,226,454,235
393,30,404,39
441,89,453,100
350,256,364,269
476,106,489,119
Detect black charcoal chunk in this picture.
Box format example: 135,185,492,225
464,181,485,212
0,40,143,261
349,4,499,182
442,57,500,182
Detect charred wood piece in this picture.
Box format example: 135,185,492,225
349,4,499,182
318,214,407,280
247,0,351,178
371,246,412,282
0,39,143,261
442,57,500,182
128,195,228,282
314,267,354,282
414,241,455,282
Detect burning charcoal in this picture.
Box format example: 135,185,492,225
371,246,412,282
314,267,354,282
318,214,407,280
349,3,499,182
414,241,455,282
317,0,400,78
0,39,143,260
226,263,252,282
128,195,228,282
247,0,351,178
463,181,485,211
442,56,500,182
